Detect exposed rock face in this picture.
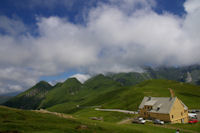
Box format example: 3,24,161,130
186,72,192,83
3,81,52,109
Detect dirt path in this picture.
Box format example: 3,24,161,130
117,118,132,124
33,109,75,119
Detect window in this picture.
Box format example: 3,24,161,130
181,112,183,116
172,115,174,119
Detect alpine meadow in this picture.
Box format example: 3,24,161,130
0,0,200,133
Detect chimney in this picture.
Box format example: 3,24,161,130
148,96,151,101
168,88,175,98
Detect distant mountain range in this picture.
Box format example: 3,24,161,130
109,65,200,86
2,65,200,113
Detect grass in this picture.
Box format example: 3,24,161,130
101,79,200,110
163,123,200,132
0,106,180,133
2,78,200,132
39,78,82,109
74,108,135,123
3,81,52,110
45,79,200,116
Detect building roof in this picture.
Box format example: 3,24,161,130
139,97,187,114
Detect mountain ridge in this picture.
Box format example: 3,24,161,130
3,65,200,112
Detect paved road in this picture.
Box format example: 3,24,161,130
95,108,138,114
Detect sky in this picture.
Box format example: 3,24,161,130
0,0,200,94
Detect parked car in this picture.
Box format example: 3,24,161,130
188,113,197,119
153,119,164,125
188,119,198,124
132,118,146,124
196,110,200,113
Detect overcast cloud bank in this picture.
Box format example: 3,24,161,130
0,0,200,93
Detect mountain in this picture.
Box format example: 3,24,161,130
145,65,200,85
1,78,200,133
43,74,122,113
0,96,12,104
108,72,152,86
39,78,82,109
47,79,200,114
4,81,52,109
95,79,200,110
0,91,21,104
3,65,200,112
107,65,200,86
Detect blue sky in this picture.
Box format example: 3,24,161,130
0,0,186,24
0,0,200,94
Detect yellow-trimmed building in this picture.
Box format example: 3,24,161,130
139,97,188,123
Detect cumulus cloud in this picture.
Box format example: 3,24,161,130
71,74,91,83
0,67,37,94
0,16,28,36
0,0,200,93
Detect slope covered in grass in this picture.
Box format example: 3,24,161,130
0,106,176,133
0,96,12,104
99,79,200,110
46,74,122,113
108,65,200,86
39,78,82,109
108,72,152,86
4,81,52,109
47,79,200,115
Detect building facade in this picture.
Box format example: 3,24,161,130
139,97,188,123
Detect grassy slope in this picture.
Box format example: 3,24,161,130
108,72,152,86
100,79,200,110
0,96,12,104
39,78,82,109
1,78,200,133
146,66,200,85
47,79,200,118
3,81,52,109
0,106,176,133
46,74,122,113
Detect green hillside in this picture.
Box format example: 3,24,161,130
1,105,200,133
46,79,200,116
108,72,152,86
98,79,200,110
1,74,200,133
39,78,82,109
0,96,12,104
108,65,200,86
4,81,52,109
4,65,200,111
145,66,200,85
0,106,180,133
45,74,122,113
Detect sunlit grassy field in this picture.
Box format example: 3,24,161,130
1,106,200,133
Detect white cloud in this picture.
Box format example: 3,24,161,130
71,74,91,83
0,67,37,94
0,16,27,36
0,0,200,93
184,0,200,13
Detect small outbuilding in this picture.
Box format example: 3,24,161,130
139,97,188,123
